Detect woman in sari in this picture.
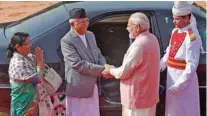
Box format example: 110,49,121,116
7,32,45,116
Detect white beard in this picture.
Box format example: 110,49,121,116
129,28,136,39
129,33,134,39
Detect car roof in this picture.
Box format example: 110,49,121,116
64,1,205,18
5,1,205,28
65,1,173,11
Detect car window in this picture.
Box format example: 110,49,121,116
99,16,129,23
89,15,131,67
0,65,10,84
196,17,206,50
5,4,68,40
97,15,153,33
158,14,206,52
157,14,174,51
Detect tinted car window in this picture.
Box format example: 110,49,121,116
5,4,68,40
196,17,206,50
157,14,174,51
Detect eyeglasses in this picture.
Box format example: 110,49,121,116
79,19,88,23
75,19,89,26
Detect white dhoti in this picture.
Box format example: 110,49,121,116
122,104,156,116
66,84,100,116
165,67,200,116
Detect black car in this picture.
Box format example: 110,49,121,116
0,1,206,116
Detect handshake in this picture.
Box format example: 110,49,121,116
101,64,115,79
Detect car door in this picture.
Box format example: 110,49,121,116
0,63,10,115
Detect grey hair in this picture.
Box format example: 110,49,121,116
69,19,77,24
130,12,150,31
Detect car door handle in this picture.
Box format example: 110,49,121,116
199,86,207,89
200,51,207,54
0,84,11,89
159,85,165,95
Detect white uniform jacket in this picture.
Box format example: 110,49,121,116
160,24,201,116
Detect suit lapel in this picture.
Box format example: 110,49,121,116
86,33,97,64
70,29,94,62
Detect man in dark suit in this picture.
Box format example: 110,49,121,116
60,8,106,116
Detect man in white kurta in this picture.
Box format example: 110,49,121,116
160,1,202,116
103,13,160,116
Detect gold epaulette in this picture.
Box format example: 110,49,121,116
188,28,196,41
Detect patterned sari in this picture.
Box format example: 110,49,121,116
9,52,38,116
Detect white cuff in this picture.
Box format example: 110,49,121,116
110,68,120,79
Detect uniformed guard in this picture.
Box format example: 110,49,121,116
160,1,203,116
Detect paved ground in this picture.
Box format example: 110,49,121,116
0,1,206,23
0,1,58,23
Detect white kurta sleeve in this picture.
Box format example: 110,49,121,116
110,46,143,79
174,35,201,90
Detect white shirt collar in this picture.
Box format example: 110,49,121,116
13,52,24,58
178,24,191,33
